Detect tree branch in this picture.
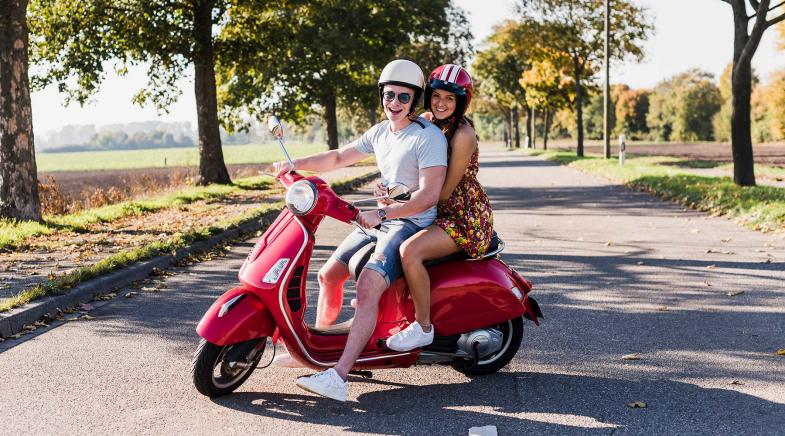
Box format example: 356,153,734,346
768,0,785,11
739,0,771,66
749,0,761,9
766,10,785,26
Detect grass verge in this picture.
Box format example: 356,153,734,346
526,150,785,233
0,176,274,250
0,202,283,313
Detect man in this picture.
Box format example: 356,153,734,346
272,59,447,401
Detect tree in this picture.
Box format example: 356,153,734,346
615,87,650,140
217,0,453,150
518,0,652,156
473,20,532,149
0,0,41,221
397,5,474,78
519,54,574,149
720,0,785,186
647,69,722,142
30,0,234,185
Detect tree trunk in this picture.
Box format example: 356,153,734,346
574,59,584,157
324,90,339,150
193,0,230,185
728,0,760,186
544,107,551,151
511,107,520,148
0,0,41,221
529,108,536,148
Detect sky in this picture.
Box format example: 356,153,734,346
31,0,785,135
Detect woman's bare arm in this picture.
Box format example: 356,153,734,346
439,125,477,202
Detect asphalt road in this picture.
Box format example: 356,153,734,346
1,150,784,435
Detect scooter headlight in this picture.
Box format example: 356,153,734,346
285,180,318,215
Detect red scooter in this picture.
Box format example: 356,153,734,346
191,117,543,397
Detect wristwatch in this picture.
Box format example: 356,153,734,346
376,208,387,220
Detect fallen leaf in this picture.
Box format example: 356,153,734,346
22,324,36,332
125,292,139,298
703,281,712,287
729,380,743,385
95,292,116,301
776,349,785,356
605,241,613,246
9,333,23,339
621,353,641,361
657,306,669,311
706,264,716,270
141,286,157,292
33,321,49,328
764,259,772,264
636,261,645,265
626,401,647,409
721,238,731,243
727,291,744,297
78,314,96,321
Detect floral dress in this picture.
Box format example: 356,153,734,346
434,144,493,259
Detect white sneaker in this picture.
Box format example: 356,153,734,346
296,368,348,402
272,353,308,368
385,321,434,351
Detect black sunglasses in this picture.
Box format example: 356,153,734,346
382,90,412,104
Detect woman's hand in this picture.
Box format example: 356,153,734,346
272,160,294,179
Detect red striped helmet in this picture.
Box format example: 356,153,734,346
424,64,474,118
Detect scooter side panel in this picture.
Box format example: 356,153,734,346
196,286,276,345
239,210,308,291
427,259,527,336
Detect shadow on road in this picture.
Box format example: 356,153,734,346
211,371,785,434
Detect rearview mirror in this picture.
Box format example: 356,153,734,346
387,183,411,202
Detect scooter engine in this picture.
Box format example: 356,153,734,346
457,328,503,359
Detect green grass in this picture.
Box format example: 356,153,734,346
0,202,285,313
527,150,785,233
0,176,275,250
37,142,328,172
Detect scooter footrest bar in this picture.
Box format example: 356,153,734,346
348,370,373,379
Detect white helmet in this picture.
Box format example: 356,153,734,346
378,59,424,114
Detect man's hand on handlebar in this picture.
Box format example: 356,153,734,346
272,160,294,179
356,210,383,229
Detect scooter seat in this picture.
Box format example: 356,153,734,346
346,231,501,279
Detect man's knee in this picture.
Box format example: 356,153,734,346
355,269,387,305
318,259,349,285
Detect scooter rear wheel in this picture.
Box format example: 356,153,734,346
192,338,266,397
451,317,524,376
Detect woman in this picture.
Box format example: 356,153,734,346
385,64,494,352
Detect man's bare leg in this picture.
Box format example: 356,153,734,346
315,258,350,329
332,268,387,380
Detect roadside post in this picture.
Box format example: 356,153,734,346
619,134,626,166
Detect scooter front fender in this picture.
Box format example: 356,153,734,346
196,286,276,345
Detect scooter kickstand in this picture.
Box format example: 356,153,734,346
348,370,373,379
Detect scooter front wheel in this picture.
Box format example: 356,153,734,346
191,337,266,397
451,316,524,376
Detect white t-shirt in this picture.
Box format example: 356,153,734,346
353,117,448,227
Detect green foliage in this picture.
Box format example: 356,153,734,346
648,69,721,142
473,21,531,112
216,0,454,137
29,0,200,110
397,4,474,77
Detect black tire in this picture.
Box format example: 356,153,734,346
191,338,265,397
451,317,524,376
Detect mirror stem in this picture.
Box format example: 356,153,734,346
276,137,296,169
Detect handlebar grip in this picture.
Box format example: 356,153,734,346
374,224,388,233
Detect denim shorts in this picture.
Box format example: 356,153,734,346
332,219,423,287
